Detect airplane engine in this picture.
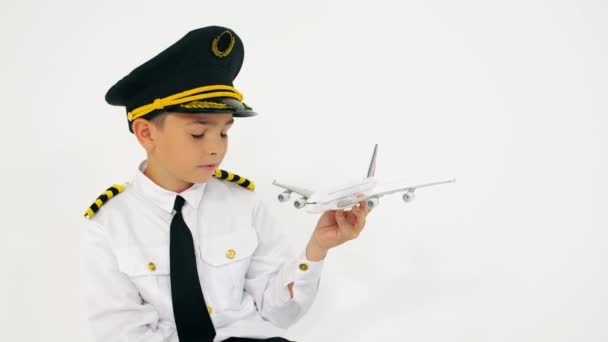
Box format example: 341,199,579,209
294,198,307,209
367,197,379,209
277,191,291,202
402,191,415,203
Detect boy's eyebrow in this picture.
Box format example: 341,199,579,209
188,118,235,126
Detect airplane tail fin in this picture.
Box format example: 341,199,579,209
366,144,378,178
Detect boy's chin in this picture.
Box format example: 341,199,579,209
188,171,214,184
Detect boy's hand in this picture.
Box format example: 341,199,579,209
306,201,370,261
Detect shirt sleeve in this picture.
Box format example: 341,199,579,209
244,199,324,328
80,219,178,342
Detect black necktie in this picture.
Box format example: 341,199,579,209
170,195,216,342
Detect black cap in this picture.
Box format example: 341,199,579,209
105,26,257,132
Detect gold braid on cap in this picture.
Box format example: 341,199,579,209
213,169,255,191
127,85,243,121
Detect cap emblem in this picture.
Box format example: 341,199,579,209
212,30,236,58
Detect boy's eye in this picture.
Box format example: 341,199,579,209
190,132,228,139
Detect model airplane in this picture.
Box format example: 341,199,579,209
272,144,455,214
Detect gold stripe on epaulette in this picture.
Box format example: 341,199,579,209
213,169,255,191
83,183,128,219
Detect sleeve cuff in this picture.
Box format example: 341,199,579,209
294,250,324,283
270,250,325,305
276,250,324,287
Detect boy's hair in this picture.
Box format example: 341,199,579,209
148,111,169,130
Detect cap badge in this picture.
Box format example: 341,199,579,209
212,30,236,58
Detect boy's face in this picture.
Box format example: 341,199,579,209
142,112,234,188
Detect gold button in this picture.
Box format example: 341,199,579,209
147,262,157,272
226,249,236,259
298,263,309,271
206,305,212,314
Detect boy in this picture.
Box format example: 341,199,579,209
81,26,369,342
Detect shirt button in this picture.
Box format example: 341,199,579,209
226,249,236,259
206,305,213,314
298,263,309,271
147,262,157,272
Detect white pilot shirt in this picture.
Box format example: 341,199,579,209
80,162,324,342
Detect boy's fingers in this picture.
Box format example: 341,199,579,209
334,210,356,237
360,201,370,215
352,202,368,234
353,202,369,222
346,209,357,226
355,201,369,215
333,207,368,241
345,212,364,239
335,209,347,227
353,211,366,231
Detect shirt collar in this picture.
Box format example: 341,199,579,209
132,161,206,213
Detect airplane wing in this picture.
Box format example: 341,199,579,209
359,179,456,202
272,180,314,198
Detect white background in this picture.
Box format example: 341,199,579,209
1,0,607,341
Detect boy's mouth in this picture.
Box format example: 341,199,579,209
198,164,217,170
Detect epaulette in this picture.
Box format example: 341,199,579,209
82,171,251,219
83,183,128,219
213,169,255,191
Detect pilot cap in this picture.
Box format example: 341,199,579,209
105,26,256,132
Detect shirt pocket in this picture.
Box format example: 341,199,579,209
199,227,258,309
115,246,170,306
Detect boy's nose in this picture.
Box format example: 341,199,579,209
204,138,223,156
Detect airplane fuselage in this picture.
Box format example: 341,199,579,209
273,144,455,213
304,177,377,213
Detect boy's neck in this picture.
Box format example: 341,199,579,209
144,158,193,193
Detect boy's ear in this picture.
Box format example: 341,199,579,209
132,118,157,153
